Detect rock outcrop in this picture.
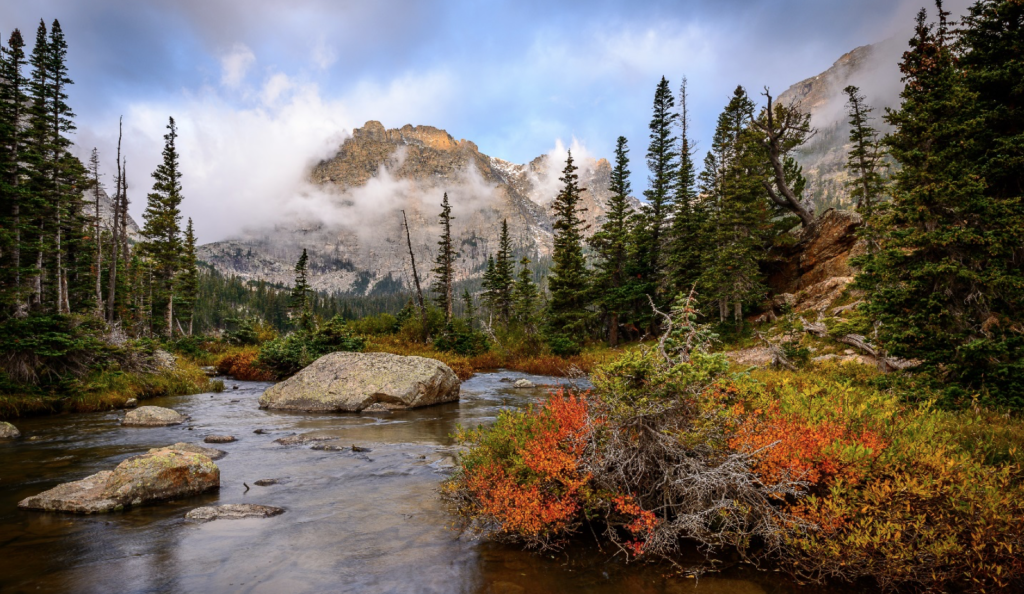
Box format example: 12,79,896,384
259,352,460,412
18,450,219,513
185,503,284,522
767,209,865,313
122,406,187,427
1,421,21,439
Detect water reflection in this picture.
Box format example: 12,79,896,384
0,371,815,594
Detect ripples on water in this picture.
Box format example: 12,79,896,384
0,371,813,594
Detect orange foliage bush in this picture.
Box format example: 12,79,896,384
444,390,595,545
216,349,276,381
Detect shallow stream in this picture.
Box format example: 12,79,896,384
1,372,820,594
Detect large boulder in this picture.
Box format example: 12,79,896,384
18,449,219,513
259,352,460,412
123,406,186,427
149,442,227,460
1,421,21,439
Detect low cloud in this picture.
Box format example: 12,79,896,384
220,43,256,88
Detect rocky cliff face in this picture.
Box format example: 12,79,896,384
198,121,625,295
778,38,902,211
82,187,142,242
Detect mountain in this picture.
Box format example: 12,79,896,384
83,187,142,241
778,37,903,211
198,121,626,295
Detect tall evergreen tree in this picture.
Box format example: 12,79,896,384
290,248,313,332
88,147,103,313
0,29,29,314
177,218,200,335
512,256,540,334
635,76,678,307
544,150,592,351
430,192,458,324
141,116,184,336
667,76,703,297
589,136,636,346
843,85,887,222
697,86,768,327
857,2,1024,403
461,287,476,329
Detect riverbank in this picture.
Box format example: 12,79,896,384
0,360,221,419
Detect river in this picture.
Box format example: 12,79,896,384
1,372,814,594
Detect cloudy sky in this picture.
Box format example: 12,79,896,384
0,0,973,243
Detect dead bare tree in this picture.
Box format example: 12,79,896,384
106,118,123,322
401,209,429,340
750,88,816,227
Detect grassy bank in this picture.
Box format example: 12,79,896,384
0,360,222,419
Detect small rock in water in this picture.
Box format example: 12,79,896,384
275,433,336,446
149,442,227,460
513,379,534,389
232,385,239,390
253,428,269,434
200,366,217,377
204,435,236,444
185,503,284,522
253,479,279,486
0,421,21,439
310,442,347,451
498,377,514,383
123,406,186,427
362,403,391,414
351,445,372,453
124,398,138,408
229,399,240,403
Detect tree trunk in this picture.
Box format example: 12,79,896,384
609,312,619,347
734,301,743,331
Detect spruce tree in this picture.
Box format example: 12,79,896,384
430,192,458,324
88,147,103,313
141,117,184,336
667,76,703,297
461,287,476,329
843,85,887,222
177,218,200,335
544,150,592,352
636,76,678,307
512,256,540,334
480,220,514,326
290,248,313,332
697,86,767,327
0,29,29,314
589,136,636,346
858,2,1024,403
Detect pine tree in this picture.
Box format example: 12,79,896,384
177,218,200,335
697,86,768,328
480,220,515,326
843,85,887,223
290,248,313,332
749,88,815,227
857,2,1024,403
512,256,540,334
635,76,678,307
544,150,592,352
141,116,184,336
0,29,29,314
431,192,458,324
589,136,636,346
667,76,703,297
461,287,476,329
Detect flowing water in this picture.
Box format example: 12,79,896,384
1,372,816,594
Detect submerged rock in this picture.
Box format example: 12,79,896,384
253,478,279,486
513,379,534,389
149,442,227,460
123,406,186,427
18,450,219,513
185,503,284,522
309,442,347,451
0,421,21,439
362,403,392,414
258,352,460,412
204,435,236,444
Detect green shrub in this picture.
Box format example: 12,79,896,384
544,333,580,357
348,313,399,335
433,321,490,356
257,316,365,377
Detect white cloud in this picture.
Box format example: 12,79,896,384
220,43,256,88
260,72,293,106
311,36,337,70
